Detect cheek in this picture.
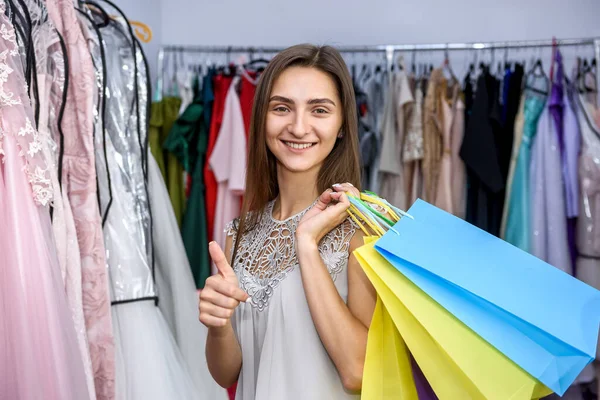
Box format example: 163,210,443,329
316,120,342,147
265,116,282,150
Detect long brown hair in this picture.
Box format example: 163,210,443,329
232,44,361,263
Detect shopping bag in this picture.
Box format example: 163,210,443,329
356,240,551,399
361,237,418,400
362,297,419,400
375,199,600,396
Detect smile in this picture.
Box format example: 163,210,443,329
283,141,316,150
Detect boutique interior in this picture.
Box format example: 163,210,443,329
2,0,600,399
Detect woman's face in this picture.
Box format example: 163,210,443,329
266,66,343,174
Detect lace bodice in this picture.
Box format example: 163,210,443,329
0,0,53,206
226,201,357,312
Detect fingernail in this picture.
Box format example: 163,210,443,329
347,182,354,187
208,241,216,246
333,183,341,187
245,297,252,303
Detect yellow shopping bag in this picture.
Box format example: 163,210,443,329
356,240,552,400
363,296,419,400
362,236,418,400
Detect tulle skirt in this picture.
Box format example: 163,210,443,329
148,153,228,399
0,134,92,400
112,301,199,400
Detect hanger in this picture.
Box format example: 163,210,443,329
81,1,110,27
524,57,549,97
578,58,598,94
244,57,268,74
442,46,456,81
396,54,406,71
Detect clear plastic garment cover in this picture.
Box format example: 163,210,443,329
94,13,154,303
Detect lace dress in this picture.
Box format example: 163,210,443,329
0,2,91,398
226,202,361,400
46,0,115,397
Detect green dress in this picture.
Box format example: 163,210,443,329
155,96,185,226
149,102,167,179
165,76,213,288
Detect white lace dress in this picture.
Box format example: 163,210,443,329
226,201,361,400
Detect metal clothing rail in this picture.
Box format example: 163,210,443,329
157,37,600,97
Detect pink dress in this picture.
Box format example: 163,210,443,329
435,99,453,213
0,3,91,398
209,76,247,266
28,1,97,395
46,0,115,398
435,86,465,217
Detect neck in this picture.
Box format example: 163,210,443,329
273,165,320,220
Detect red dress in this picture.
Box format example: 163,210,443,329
204,74,233,243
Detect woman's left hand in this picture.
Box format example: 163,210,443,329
296,183,360,245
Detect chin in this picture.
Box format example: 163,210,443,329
278,160,321,174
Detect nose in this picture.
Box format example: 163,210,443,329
287,111,310,138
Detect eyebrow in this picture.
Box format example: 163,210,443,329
269,95,336,106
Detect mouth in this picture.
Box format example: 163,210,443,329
281,140,317,151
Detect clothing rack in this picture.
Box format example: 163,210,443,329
158,37,600,99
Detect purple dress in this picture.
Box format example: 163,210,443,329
549,50,580,273
530,102,571,274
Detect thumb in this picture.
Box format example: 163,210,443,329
209,241,236,280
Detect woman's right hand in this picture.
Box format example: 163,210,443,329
199,241,250,330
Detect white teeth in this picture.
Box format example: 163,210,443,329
284,141,314,150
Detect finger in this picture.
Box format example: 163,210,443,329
211,278,249,303
209,241,236,279
316,189,334,209
199,313,228,328
332,183,360,198
329,192,351,211
200,301,235,319
200,288,240,309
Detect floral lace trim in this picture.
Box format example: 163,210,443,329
0,0,53,206
226,201,357,312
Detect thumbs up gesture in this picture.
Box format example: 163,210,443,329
199,242,250,329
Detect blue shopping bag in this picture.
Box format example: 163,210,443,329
375,199,600,396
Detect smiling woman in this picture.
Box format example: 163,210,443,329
198,44,377,400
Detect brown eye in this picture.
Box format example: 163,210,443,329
273,106,290,113
313,108,329,114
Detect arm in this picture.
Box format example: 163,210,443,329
296,230,376,392
202,237,245,388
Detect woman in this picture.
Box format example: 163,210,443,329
198,44,376,399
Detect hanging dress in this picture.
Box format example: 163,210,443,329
379,71,411,209
28,1,97,396
502,76,547,250
45,0,115,397
435,81,463,215
460,70,505,235
94,13,199,400
403,81,424,207
423,68,446,203
575,93,600,359
149,151,228,399
0,3,91,398
173,72,214,288
530,104,571,274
